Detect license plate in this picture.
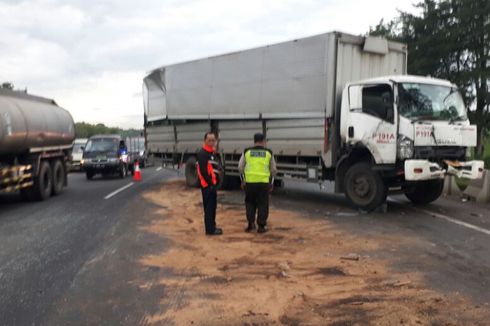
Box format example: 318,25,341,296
96,164,105,168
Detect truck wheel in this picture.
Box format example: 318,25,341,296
51,159,65,195
86,171,94,180
32,161,53,201
404,179,444,205
344,162,387,211
185,156,200,188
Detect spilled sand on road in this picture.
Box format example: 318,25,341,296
137,180,488,325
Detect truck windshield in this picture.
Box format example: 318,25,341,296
398,83,467,122
85,138,118,153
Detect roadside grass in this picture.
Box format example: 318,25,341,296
455,177,470,191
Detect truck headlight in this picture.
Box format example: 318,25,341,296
397,136,414,159
80,159,85,165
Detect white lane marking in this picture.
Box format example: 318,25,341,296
104,182,134,200
389,197,490,236
156,167,162,171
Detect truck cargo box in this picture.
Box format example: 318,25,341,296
143,32,407,122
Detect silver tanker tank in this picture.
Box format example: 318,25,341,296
0,89,75,156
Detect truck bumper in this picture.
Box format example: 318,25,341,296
404,160,484,181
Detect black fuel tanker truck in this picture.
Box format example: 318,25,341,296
0,89,75,200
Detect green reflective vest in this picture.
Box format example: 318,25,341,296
244,147,272,183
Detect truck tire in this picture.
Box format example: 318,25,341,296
404,179,444,205
344,162,387,211
31,161,53,201
86,171,94,180
185,156,200,188
51,159,65,195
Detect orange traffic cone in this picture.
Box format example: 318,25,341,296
133,161,142,182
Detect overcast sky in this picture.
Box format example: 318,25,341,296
0,0,416,129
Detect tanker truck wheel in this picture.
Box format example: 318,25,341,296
403,179,444,205
32,161,53,201
344,162,387,211
185,156,200,188
51,159,65,195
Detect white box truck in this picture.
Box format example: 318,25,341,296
143,31,484,210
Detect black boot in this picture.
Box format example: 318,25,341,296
206,228,223,236
245,223,256,232
257,225,268,233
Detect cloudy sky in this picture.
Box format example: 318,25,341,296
0,0,416,129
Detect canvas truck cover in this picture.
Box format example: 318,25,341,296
143,32,406,122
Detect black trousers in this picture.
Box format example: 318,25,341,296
245,183,269,227
201,186,217,233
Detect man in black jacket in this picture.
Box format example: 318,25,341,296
197,132,223,236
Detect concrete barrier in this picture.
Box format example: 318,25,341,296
443,175,462,196
463,170,490,203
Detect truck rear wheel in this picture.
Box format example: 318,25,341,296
86,171,94,180
51,159,65,195
185,156,200,188
404,179,443,205
344,162,387,211
32,161,53,201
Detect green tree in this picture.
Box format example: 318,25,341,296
1,82,14,90
74,122,142,139
369,0,490,157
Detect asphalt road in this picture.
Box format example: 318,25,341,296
1,172,489,325
273,181,490,305
0,166,176,326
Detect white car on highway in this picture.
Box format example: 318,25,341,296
71,138,87,171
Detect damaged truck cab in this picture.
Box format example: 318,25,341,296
338,75,484,209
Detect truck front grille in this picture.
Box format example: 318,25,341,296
413,146,466,162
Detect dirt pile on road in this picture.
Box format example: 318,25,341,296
138,180,488,325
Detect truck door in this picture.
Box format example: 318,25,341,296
345,83,397,164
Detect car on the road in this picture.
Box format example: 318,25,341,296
81,135,130,180
70,138,87,171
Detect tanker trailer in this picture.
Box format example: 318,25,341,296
0,89,75,200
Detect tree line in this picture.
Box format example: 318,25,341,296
75,122,142,139
369,0,490,157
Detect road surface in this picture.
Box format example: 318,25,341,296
0,170,489,325
0,167,176,325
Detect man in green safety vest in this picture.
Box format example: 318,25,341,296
238,133,277,233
